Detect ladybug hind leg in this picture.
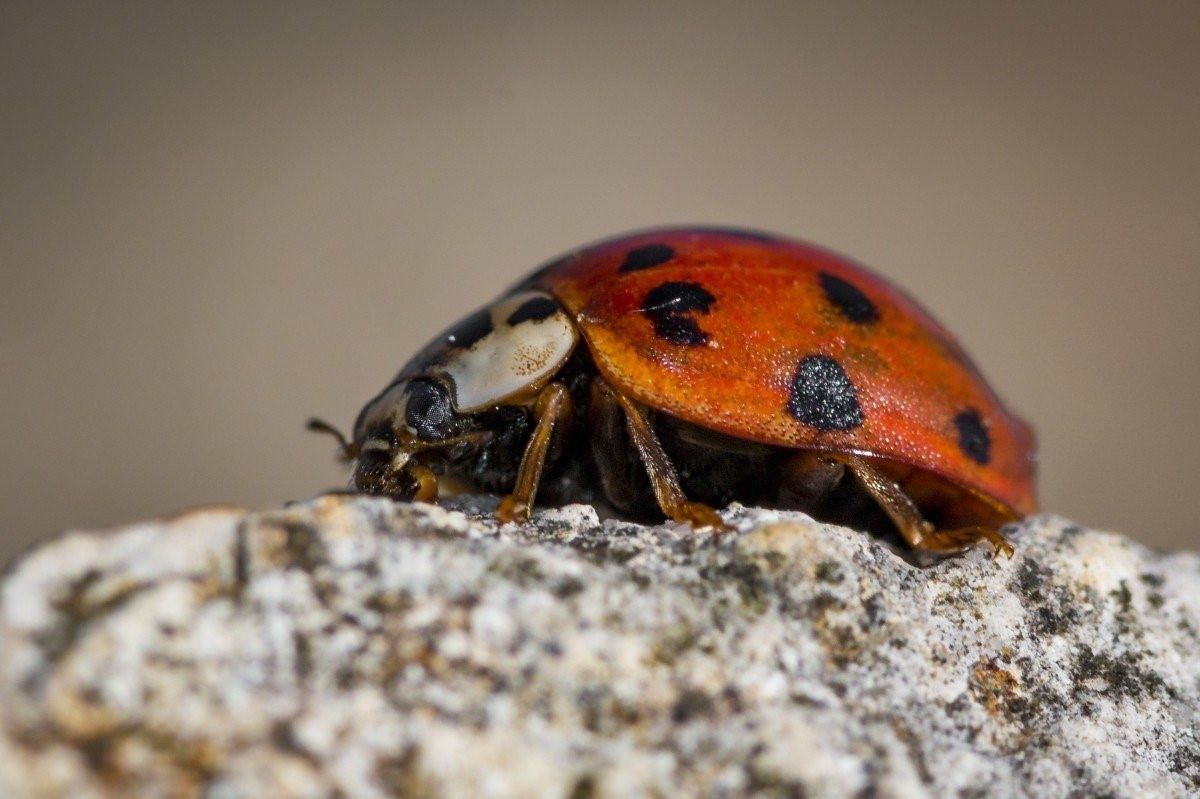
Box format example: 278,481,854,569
834,454,1013,558
497,383,572,523
594,381,728,532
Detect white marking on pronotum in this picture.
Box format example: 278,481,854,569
438,291,577,412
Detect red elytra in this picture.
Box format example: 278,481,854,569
517,226,1036,531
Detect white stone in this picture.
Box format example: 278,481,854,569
0,500,1198,798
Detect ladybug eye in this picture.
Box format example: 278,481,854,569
404,378,456,441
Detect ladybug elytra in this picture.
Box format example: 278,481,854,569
311,227,1036,556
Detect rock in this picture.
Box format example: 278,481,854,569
0,496,1197,799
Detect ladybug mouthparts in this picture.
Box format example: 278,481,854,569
351,441,439,503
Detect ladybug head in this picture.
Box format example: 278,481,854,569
314,289,577,504
311,376,487,502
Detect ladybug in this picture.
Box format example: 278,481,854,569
310,227,1035,556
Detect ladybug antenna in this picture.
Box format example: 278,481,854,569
306,417,357,462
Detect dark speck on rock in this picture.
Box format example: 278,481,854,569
1071,644,1171,702
815,559,845,584
671,689,715,723
1139,572,1165,588
1017,558,1049,594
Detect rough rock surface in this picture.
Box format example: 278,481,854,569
0,496,1197,799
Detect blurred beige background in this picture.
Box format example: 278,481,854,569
2,2,1197,562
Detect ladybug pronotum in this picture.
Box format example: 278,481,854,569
311,227,1036,556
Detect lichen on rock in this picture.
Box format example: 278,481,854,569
1,496,1197,798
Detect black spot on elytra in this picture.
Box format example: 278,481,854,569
649,316,708,346
819,272,879,324
955,408,991,465
619,243,676,273
444,309,492,350
506,295,560,326
788,355,864,431
640,281,715,346
641,281,715,316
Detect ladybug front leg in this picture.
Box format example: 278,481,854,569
496,383,572,524
596,381,728,533
835,454,1013,558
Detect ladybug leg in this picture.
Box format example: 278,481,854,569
497,383,572,524
836,454,1014,558
599,382,729,532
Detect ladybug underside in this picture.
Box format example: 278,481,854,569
323,227,1036,557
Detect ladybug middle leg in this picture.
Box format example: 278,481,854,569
591,380,728,532
497,383,572,523
833,454,1014,558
